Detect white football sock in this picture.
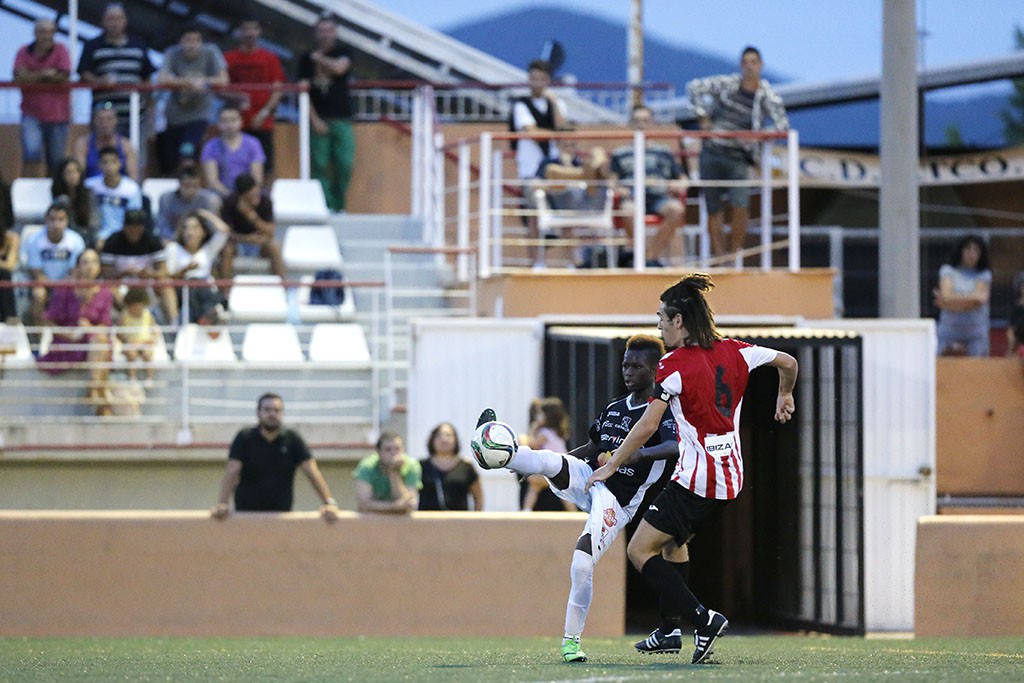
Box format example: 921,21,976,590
507,446,564,478
564,549,595,639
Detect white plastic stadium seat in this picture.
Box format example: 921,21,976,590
296,274,356,322
141,177,179,215
17,224,44,265
227,275,289,322
0,323,33,361
282,225,343,272
533,185,618,267
241,323,304,362
308,323,371,365
271,179,329,225
112,327,171,363
172,324,237,362
12,178,54,225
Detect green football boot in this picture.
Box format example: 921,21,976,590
561,637,588,663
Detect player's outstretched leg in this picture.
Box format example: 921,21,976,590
691,609,728,664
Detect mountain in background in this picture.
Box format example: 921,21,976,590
443,6,1012,149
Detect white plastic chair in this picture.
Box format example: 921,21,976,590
0,323,32,361
12,178,54,226
141,177,179,215
533,184,618,266
308,323,371,365
172,324,237,362
282,225,343,272
226,275,289,322
241,323,304,362
271,179,330,225
17,225,44,267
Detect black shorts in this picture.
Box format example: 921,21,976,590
643,482,729,544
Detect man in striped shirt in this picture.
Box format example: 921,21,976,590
686,47,788,260
587,273,798,664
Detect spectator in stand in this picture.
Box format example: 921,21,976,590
51,158,98,243
212,392,341,520
1007,272,1024,360
13,18,71,178
77,2,156,138
85,146,143,249
354,431,422,514
100,208,177,324
164,208,230,324
155,24,228,174
0,229,17,323
610,104,688,267
298,14,355,213
520,397,577,512
115,286,156,384
26,202,86,325
201,105,265,198
154,161,221,243
37,248,113,416
418,422,483,512
686,46,788,261
934,234,992,357
73,103,139,182
220,172,284,280
224,18,285,178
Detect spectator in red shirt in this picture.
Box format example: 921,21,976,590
224,18,285,179
14,18,71,177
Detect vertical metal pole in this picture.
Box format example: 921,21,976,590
479,133,492,277
411,89,423,217
433,131,445,248
128,91,141,158
68,0,80,66
370,287,381,441
788,130,801,272
457,142,471,281
491,150,504,271
177,282,192,445
383,250,395,412
760,141,773,271
298,91,311,180
632,130,646,271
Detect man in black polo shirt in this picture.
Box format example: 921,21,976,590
212,392,340,521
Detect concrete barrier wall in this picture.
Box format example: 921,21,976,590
0,511,623,638
936,358,1024,496
915,515,1024,636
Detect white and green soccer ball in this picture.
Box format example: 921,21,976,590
471,421,517,469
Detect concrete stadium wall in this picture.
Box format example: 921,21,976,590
0,511,623,638
936,358,1024,496
915,515,1024,636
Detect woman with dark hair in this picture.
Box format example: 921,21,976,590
418,422,483,511
164,208,229,323
934,234,992,357
51,157,97,242
0,172,17,322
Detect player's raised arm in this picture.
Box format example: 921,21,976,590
769,350,798,423
586,398,668,491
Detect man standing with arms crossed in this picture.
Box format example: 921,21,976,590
587,273,798,664
687,47,787,262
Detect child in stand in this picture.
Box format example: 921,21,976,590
117,287,156,383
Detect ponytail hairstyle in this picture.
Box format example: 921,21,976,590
660,273,722,350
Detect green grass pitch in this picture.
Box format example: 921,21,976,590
2,635,1023,682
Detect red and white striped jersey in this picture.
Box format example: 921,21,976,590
656,338,778,500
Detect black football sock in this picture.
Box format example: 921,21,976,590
669,560,690,585
641,555,705,628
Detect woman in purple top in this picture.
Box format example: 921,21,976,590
201,105,265,197
37,249,114,415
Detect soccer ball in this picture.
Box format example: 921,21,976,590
471,421,517,469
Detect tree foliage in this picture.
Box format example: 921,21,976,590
1000,25,1024,144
